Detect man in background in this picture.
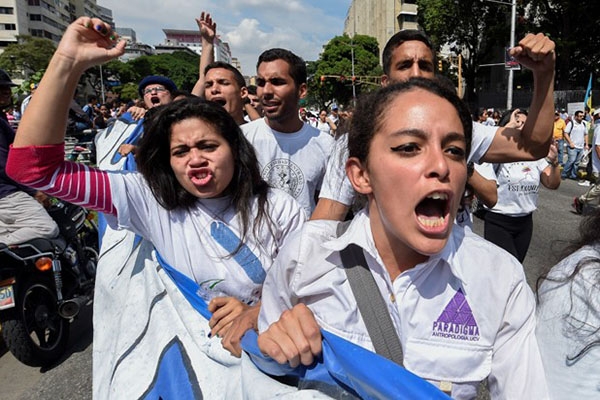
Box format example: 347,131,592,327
0,69,58,245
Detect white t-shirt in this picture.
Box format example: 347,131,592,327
536,244,600,399
483,117,496,126
317,133,356,206
315,120,333,136
107,171,306,305
319,122,496,206
259,209,548,399
241,118,334,215
455,162,496,229
478,159,548,216
566,120,588,148
592,124,600,174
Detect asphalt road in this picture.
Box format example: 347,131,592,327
472,177,586,290
0,304,93,400
0,178,591,399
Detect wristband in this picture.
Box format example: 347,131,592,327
545,157,559,167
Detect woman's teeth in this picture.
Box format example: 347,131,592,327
427,192,448,200
418,216,446,227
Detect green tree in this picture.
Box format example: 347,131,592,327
119,83,139,102
416,0,521,105
80,51,200,101
0,36,55,98
307,34,382,109
523,0,600,90
130,51,199,92
0,35,55,77
103,59,139,85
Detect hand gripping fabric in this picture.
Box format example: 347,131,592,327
155,252,449,399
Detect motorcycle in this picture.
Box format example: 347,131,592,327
0,200,98,367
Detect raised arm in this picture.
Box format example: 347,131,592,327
243,100,261,121
540,142,561,189
326,117,337,134
482,33,555,162
14,17,125,147
6,18,125,214
191,12,216,97
469,169,497,208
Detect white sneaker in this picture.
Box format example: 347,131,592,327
578,180,591,186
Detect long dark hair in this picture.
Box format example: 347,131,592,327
536,208,600,363
136,97,272,245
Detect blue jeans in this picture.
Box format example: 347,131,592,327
556,139,565,166
562,146,583,179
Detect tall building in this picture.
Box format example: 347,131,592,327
231,57,242,72
0,0,112,50
159,28,232,64
96,4,113,28
71,0,112,26
115,27,136,44
343,0,418,57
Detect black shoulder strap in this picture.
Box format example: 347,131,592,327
339,243,404,365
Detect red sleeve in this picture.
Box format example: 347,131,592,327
7,144,116,215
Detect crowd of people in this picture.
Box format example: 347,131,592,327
1,11,599,400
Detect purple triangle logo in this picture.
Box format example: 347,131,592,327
432,288,480,341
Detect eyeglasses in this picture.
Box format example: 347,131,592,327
143,86,167,95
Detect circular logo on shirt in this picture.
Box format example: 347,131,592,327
262,159,304,198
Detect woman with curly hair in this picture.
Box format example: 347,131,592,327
6,17,305,398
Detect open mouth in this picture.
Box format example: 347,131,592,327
213,99,227,107
262,102,279,110
189,169,213,186
150,96,160,105
415,192,450,229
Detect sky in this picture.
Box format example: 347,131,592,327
99,0,352,76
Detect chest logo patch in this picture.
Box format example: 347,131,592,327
432,288,480,341
262,159,304,198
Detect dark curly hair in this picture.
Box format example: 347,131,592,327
348,77,472,163
136,97,272,246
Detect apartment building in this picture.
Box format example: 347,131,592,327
159,28,233,65
0,0,112,50
343,0,418,57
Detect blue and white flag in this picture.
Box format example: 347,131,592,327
584,73,593,111
93,119,450,399
161,249,449,400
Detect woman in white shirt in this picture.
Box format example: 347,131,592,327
479,109,561,262
314,108,336,136
6,18,306,397
254,78,549,399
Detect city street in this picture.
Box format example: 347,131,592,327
1,304,93,400
0,178,592,399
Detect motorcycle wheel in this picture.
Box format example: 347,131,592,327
0,279,69,367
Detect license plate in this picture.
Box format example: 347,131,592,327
0,281,15,310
